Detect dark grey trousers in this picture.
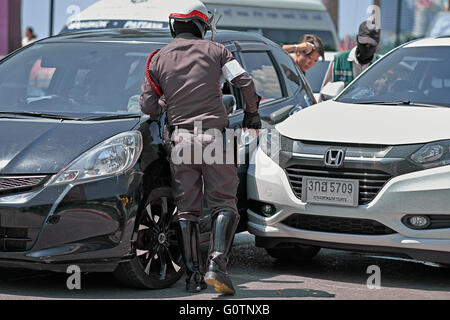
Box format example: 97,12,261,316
169,129,239,223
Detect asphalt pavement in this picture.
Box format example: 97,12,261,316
0,232,449,300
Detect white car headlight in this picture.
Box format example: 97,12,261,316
410,140,450,168
48,131,143,185
259,128,281,160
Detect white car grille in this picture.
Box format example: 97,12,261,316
285,165,392,205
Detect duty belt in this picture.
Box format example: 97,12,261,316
168,125,225,135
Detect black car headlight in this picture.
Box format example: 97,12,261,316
47,131,143,186
410,140,450,169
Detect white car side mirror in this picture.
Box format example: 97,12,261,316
320,81,345,101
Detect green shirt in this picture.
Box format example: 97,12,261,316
333,48,381,87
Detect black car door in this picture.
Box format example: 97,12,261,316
225,40,315,130
219,40,315,212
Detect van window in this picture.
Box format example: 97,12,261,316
219,27,336,51
240,51,283,101
262,29,336,51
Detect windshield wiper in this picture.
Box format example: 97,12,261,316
82,114,142,121
0,111,83,120
354,101,446,108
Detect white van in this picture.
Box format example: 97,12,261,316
60,0,339,51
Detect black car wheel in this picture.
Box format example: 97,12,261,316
114,188,185,289
266,244,321,262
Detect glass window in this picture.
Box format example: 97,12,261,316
219,27,336,51
262,29,336,51
337,47,450,108
0,42,162,114
240,51,283,102
305,60,331,93
269,43,303,96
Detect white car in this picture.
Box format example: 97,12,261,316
247,37,450,264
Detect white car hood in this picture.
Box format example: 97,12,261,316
276,101,450,145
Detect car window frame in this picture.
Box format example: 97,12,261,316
222,42,246,113
267,42,312,99
233,41,288,111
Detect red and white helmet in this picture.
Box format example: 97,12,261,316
168,0,214,38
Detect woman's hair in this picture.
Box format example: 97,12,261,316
300,34,325,60
26,27,37,38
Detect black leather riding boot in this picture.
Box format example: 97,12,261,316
205,211,240,295
178,220,207,293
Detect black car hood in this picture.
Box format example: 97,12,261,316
0,118,140,175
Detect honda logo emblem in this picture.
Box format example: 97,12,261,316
324,149,345,167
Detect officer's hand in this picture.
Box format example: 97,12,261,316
242,111,262,130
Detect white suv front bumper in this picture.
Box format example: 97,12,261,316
247,148,450,262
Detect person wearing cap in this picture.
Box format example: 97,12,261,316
322,21,381,89
140,0,261,296
282,34,325,74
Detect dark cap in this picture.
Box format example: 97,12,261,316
357,21,380,46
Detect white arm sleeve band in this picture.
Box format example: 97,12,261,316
222,60,247,82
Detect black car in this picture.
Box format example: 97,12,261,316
0,29,314,289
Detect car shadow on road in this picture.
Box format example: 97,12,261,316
0,270,334,300
238,246,450,294
0,245,449,299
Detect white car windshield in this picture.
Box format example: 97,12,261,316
337,46,450,108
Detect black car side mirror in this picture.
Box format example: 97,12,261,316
222,94,237,114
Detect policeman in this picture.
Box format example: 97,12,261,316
322,21,381,89
140,0,261,295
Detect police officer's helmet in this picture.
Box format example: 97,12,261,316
168,0,214,38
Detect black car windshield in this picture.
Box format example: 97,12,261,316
0,42,163,115
337,46,450,108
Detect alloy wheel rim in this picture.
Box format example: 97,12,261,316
136,196,183,280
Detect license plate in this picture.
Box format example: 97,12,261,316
301,177,359,207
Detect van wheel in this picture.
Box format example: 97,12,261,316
114,189,185,289
266,244,321,262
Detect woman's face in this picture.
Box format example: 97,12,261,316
297,50,320,72
25,29,33,39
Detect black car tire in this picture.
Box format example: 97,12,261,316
266,244,321,262
114,188,185,289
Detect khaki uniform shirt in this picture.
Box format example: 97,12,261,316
140,33,260,129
